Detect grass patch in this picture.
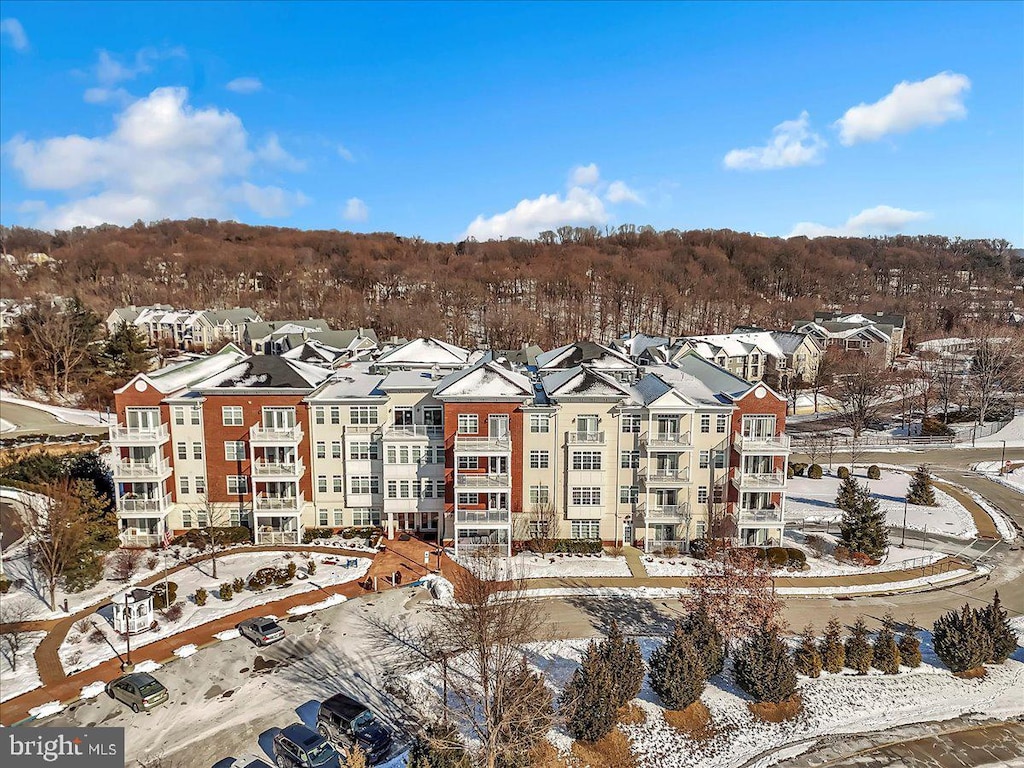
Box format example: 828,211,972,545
617,703,646,725
569,728,636,768
954,666,988,679
748,694,803,723
663,701,714,740
529,740,572,768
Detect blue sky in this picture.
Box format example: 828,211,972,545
1,1,1021,243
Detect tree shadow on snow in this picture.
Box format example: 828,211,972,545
563,595,676,637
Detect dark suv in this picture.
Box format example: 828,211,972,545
316,694,392,764
272,724,340,768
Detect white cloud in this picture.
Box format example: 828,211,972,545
463,186,609,240
724,111,826,170
1,18,28,51
226,76,263,94
81,47,186,104
569,163,600,187
256,133,306,172
788,205,930,238
83,86,132,106
337,144,355,162
342,197,369,222
605,180,643,205
5,86,307,228
835,72,971,145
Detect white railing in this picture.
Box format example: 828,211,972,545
454,434,512,452
120,533,162,548
642,431,692,448
567,431,605,445
454,473,511,488
643,503,692,522
734,433,791,452
254,492,305,511
455,509,512,524
117,493,173,514
645,538,689,554
109,424,169,443
111,457,171,478
249,423,304,443
737,507,784,523
385,424,444,439
642,467,691,483
344,425,383,437
256,529,300,545
733,471,787,489
252,458,305,477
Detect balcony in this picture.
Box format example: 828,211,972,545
732,470,787,490
734,433,791,454
641,431,692,449
111,457,172,480
454,472,511,489
254,492,305,512
385,424,443,440
109,424,169,445
255,529,301,545
642,502,692,523
252,458,306,479
250,423,304,445
455,508,512,525
454,434,512,454
641,467,691,485
736,506,784,523
120,533,162,548
567,431,605,445
117,493,173,515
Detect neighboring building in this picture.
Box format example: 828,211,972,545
671,329,823,389
107,306,261,351
109,341,790,554
792,311,906,365
243,319,332,353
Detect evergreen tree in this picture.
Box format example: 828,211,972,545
497,662,554,768
818,617,846,674
871,615,901,674
839,481,889,559
932,605,992,673
898,621,923,669
599,620,645,707
905,465,937,506
103,321,153,378
681,606,725,678
981,592,1017,664
793,625,822,678
648,622,707,710
407,722,472,768
733,623,798,704
835,474,860,514
844,617,873,674
561,642,618,742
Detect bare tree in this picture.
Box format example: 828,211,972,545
0,597,36,672
195,495,233,580
967,327,1024,429
828,352,894,439
513,503,560,554
22,482,91,610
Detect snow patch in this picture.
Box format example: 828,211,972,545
79,681,106,699
133,660,162,673
213,628,241,641
29,700,65,719
286,593,347,615
173,644,198,658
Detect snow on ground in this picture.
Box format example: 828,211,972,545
0,630,46,703
58,551,370,674
0,417,16,433
0,390,109,427
29,701,65,719
173,644,198,658
787,468,978,539
975,413,1024,447
457,550,633,579
80,681,106,699
286,593,346,616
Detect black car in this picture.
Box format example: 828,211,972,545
316,694,392,764
272,724,340,768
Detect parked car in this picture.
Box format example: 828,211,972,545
222,757,274,768
237,617,286,646
105,672,168,712
272,724,340,768
316,694,393,764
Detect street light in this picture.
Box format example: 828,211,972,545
901,497,908,548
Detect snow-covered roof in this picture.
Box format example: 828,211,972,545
378,369,450,391
433,360,534,400
308,370,386,400
373,337,471,367
536,341,638,371
121,344,250,394
541,366,634,401
193,355,333,390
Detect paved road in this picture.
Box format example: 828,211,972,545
0,399,108,438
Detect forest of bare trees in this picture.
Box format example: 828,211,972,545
2,221,1019,350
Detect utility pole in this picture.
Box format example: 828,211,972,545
901,498,908,548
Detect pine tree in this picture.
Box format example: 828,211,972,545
103,321,153,378
839,481,889,559
648,623,707,710
681,607,725,678
981,592,1017,664
844,617,873,674
898,621,923,669
499,662,554,765
905,465,937,506
932,604,993,673
561,642,618,742
407,722,472,768
835,474,860,515
871,615,901,674
793,625,822,678
818,617,845,674
733,623,798,704
599,620,645,707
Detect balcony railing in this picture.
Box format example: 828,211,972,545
454,434,512,452
732,470,787,490
641,467,691,484
737,506,784,523
254,492,305,512
249,423,304,444
111,457,172,479
734,433,791,453
567,431,605,445
643,502,692,522
252,458,306,478
117,493,173,515
109,424,169,444
455,509,512,525
385,424,444,440
641,431,692,448
255,529,301,545
454,473,511,488
120,533,162,548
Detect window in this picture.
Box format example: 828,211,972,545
572,451,602,470
400,481,411,498
333,510,343,526
173,406,185,426
176,442,187,460
458,455,479,470
331,441,342,459
179,476,190,494
349,442,378,460
190,406,201,425
181,510,192,528
571,520,601,539
700,414,711,434
529,414,550,433
529,450,550,469
387,480,398,499
318,476,328,493
319,510,329,526
386,446,397,464
349,406,377,425
399,446,410,463
716,414,729,434
192,442,203,460
457,493,478,506
699,450,709,469
621,414,641,433
528,521,551,539
314,406,325,425
333,476,343,493
222,406,244,426
227,476,248,495
714,449,726,469
423,407,443,428
352,509,381,526
529,485,550,505
571,487,602,505
350,476,379,495
713,485,724,503
457,414,478,434
429,446,445,463
695,520,707,539
619,485,638,504
195,476,205,495
421,479,434,498
620,451,640,469
224,441,246,461
697,486,708,504
316,441,326,459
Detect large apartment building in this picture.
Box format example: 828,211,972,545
109,338,790,555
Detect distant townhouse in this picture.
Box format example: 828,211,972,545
243,319,331,354
107,305,261,351
671,329,823,389
792,311,906,365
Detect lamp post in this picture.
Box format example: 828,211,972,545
901,498,908,548
1000,440,1007,475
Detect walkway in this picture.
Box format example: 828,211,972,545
933,479,1001,540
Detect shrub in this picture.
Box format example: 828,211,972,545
866,465,881,480
302,527,334,543
906,465,937,506
784,548,807,567
248,566,281,591
152,581,178,610
793,625,822,678
766,548,789,567
340,528,356,539
73,618,92,635
649,623,707,710
146,555,159,570
837,466,850,480
549,539,604,555
232,577,245,593
982,592,1017,664
872,616,901,675
561,642,618,742
88,628,105,643
306,559,317,575
839,478,889,559
194,587,208,606
933,604,993,673
170,526,252,548
807,464,823,479
804,535,827,558
287,561,298,579
819,617,845,673
682,607,724,678
110,548,144,581
163,602,183,622
845,617,873,674
789,462,808,477
662,545,679,557
898,624,922,669
787,465,794,479
921,416,954,437
733,623,798,703
597,620,645,707
219,582,233,601
688,539,709,559
0,577,9,594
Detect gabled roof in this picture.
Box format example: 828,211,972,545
541,366,633,401
615,333,672,358
493,345,543,368
201,308,261,325
193,354,332,390
116,343,250,395
373,337,471,367
664,351,755,401
433,359,534,400
536,341,638,371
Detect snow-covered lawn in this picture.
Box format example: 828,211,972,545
58,551,370,674
975,413,1024,448
0,630,46,703
452,550,633,579
787,469,978,539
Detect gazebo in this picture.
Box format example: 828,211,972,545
111,588,155,635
